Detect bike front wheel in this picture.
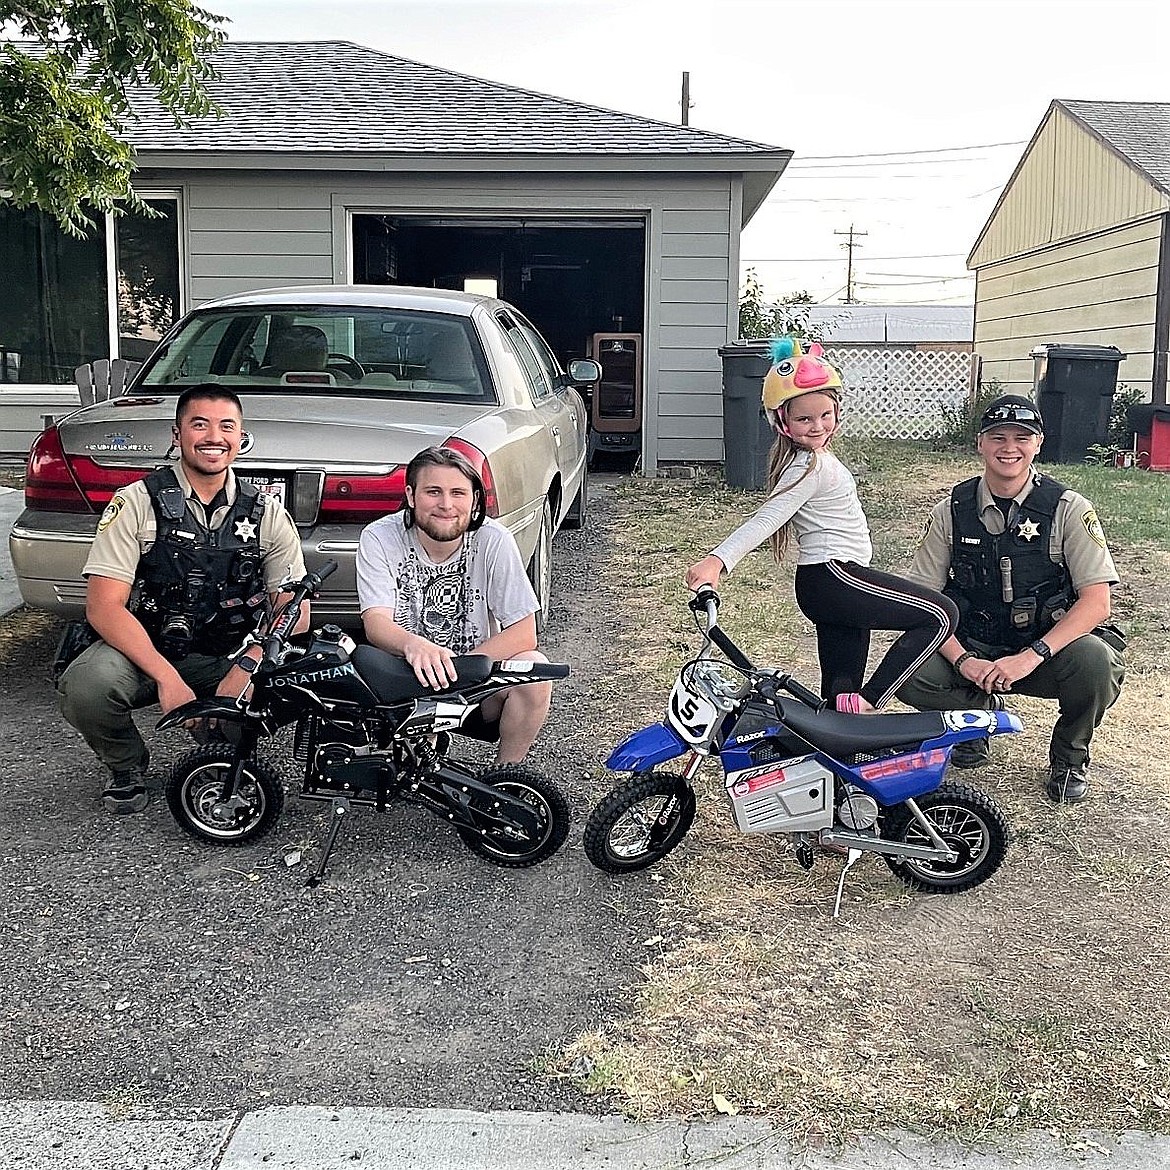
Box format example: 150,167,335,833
881,782,1009,893
583,771,696,874
454,764,570,868
166,744,284,846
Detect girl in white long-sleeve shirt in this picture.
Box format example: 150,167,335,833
685,339,956,712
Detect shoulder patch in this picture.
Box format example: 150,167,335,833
97,494,126,533
1082,509,1106,548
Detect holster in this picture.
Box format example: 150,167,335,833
50,620,100,683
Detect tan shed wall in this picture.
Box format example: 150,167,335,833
971,108,1167,268
974,219,1160,397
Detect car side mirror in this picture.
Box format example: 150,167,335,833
567,358,601,385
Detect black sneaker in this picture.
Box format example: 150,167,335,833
951,738,991,769
103,772,149,814
1046,764,1089,804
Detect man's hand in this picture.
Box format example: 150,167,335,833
982,650,1041,694
157,674,197,715
404,634,458,689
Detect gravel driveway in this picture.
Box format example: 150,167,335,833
0,477,654,1113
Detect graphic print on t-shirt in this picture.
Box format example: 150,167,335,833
394,536,486,654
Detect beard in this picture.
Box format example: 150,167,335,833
414,511,470,544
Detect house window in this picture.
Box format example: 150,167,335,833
0,197,181,384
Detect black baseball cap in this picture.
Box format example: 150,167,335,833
979,394,1044,435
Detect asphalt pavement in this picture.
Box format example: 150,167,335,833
3,482,1169,1168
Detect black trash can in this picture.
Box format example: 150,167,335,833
719,341,775,489
1030,343,1126,463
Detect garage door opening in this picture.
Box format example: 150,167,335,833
351,215,645,371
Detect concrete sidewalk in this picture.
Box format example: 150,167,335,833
1,485,24,618
1,1103,1167,1170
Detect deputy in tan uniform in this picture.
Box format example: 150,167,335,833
897,395,1125,803
57,385,306,814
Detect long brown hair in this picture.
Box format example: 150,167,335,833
764,391,841,561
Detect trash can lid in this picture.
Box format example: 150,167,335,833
1029,343,1126,361
718,340,773,358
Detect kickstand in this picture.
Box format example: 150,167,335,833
831,847,864,919
305,796,350,888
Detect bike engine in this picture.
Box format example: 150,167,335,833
836,785,880,831
298,715,394,799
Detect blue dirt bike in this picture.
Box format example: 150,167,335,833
584,588,1020,915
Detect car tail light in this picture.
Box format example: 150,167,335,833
25,427,93,513
319,468,407,525
441,438,500,518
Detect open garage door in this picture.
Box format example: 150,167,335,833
352,214,645,373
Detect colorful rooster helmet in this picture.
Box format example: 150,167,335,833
761,337,843,415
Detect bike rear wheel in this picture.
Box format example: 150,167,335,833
882,782,1009,893
166,744,284,845
454,764,569,868
584,771,696,874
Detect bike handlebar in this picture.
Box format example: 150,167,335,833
261,559,339,661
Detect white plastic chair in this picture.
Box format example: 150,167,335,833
74,358,142,406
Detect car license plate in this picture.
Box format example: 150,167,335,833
242,474,288,507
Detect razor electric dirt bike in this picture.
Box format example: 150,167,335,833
158,561,571,884
584,588,1019,914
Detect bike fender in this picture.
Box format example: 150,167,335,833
156,698,247,732
606,722,688,772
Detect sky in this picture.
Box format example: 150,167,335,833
204,0,1168,307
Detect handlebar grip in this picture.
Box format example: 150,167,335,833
781,675,826,710
313,559,339,585
688,586,720,613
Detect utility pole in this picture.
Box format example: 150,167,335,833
834,224,867,303
680,72,692,126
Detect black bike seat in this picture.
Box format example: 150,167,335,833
776,698,949,760
351,645,493,703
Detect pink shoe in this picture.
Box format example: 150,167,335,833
835,692,864,714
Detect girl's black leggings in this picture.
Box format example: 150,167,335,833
794,560,958,708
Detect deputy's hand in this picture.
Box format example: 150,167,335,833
158,674,197,716
956,655,996,688
982,651,1039,694
685,555,725,592
404,635,458,690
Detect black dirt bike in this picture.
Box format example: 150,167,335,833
158,561,571,884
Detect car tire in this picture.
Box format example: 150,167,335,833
562,463,588,530
528,497,553,633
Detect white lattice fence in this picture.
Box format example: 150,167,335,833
827,347,975,439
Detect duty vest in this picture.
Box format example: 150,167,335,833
132,469,269,658
945,473,1074,652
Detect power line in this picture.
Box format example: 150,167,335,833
794,140,1026,161
742,253,968,262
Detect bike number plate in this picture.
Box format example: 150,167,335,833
666,675,720,746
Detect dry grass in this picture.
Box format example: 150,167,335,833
557,444,1170,1144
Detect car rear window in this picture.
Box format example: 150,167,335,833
137,307,495,404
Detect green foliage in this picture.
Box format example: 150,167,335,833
738,270,825,342
936,379,1005,449
0,0,226,235
1109,382,1145,447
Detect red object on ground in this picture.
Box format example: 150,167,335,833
1133,406,1170,472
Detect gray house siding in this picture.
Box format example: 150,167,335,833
139,167,738,469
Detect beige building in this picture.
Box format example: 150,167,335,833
968,100,1170,405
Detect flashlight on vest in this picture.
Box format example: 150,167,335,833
999,557,1014,604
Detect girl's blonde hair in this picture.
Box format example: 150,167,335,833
765,390,842,561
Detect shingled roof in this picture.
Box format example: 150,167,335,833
122,40,783,159
1058,99,1170,194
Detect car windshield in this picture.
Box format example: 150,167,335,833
137,306,494,404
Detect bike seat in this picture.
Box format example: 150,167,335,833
351,645,494,703
775,698,949,760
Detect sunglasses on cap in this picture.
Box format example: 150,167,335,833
982,405,1041,426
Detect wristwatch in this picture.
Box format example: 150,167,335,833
1029,639,1053,661
235,653,260,674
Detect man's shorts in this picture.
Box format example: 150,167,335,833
458,707,501,744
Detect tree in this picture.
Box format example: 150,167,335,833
0,0,225,236
738,270,828,342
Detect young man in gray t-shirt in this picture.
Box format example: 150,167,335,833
356,447,549,763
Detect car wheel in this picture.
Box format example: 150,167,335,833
562,463,588,530
528,498,553,632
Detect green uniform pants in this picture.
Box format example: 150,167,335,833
896,633,1124,770
57,641,232,776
